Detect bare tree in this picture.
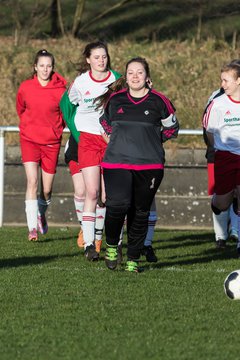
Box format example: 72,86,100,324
77,0,133,35
72,0,86,37
51,0,60,37
12,0,51,45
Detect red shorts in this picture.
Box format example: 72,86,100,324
78,132,107,169
20,138,61,174
214,150,240,195
69,160,81,176
207,163,215,196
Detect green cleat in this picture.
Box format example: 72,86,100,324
105,245,118,270
125,260,139,273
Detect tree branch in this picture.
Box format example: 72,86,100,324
78,0,135,33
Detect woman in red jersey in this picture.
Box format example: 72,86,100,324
16,49,67,241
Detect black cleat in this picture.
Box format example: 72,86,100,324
84,244,99,261
216,239,226,249
142,245,158,263
105,245,118,270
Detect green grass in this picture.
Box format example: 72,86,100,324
1,227,240,360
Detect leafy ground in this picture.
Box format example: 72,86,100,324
0,227,240,360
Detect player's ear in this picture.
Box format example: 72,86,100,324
146,77,152,88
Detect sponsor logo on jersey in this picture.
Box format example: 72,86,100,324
144,110,149,115
84,98,94,103
117,107,124,113
224,117,240,123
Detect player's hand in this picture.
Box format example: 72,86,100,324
101,132,110,144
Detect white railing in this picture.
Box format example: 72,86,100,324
0,126,203,227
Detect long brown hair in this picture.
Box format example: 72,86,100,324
95,77,126,110
76,41,111,75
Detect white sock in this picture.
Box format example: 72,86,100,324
144,210,157,246
74,195,84,225
25,199,38,231
82,212,96,248
213,210,229,241
229,204,238,237
38,197,51,216
95,205,106,241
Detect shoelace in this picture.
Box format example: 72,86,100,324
106,247,118,260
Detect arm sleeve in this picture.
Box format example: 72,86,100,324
16,86,26,118
161,113,179,142
99,101,113,135
60,90,80,143
205,104,219,134
68,79,82,105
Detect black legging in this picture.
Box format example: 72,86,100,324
103,168,164,260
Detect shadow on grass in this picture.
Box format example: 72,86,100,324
153,233,215,251
142,243,239,272
37,235,76,243
0,252,79,269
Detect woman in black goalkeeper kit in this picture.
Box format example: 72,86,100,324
98,57,179,272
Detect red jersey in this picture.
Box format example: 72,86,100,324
16,72,67,145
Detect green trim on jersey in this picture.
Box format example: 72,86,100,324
110,69,122,80
60,70,121,143
60,90,80,143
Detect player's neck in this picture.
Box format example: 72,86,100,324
229,88,240,102
129,87,149,98
90,69,109,81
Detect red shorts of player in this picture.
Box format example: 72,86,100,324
68,160,81,176
214,150,240,195
20,138,61,174
207,163,215,196
78,132,107,169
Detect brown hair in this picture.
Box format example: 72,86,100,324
32,49,55,78
95,77,126,110
76,41,111,75
221,59,240,79
95,56,152,109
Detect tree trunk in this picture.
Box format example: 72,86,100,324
56,0,65,36
72,0,86,37
51,0,60,37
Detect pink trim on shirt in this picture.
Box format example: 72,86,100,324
203,100,214,129
127,92,149,104
151,89,174,114
101,162,164,170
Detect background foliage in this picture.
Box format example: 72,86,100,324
1,0,240,146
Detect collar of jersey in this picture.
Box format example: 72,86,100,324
127,91,149,104
89,70,111,83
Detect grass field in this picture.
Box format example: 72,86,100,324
1,227,240,360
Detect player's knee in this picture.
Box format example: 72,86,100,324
107,203,129,217
27,178,38,192
86,188,99,202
